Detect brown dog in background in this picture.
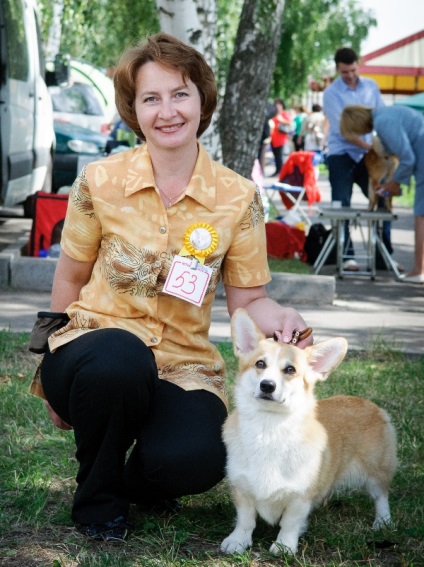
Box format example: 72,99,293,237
365,137,398,212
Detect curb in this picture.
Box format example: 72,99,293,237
0,238,336,304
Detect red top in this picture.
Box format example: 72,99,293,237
270,111,292,147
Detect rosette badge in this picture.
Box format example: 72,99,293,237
179,223,219,264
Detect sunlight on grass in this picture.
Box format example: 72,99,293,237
267,256,312,274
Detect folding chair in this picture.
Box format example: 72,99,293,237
264,151,321,226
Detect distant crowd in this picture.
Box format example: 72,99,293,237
258,99,326,175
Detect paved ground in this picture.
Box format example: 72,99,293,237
1,172,423,355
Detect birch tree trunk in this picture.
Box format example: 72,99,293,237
155,0,221,158
219,0,286,177
45,0,65,60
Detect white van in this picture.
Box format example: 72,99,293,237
0,0,64,214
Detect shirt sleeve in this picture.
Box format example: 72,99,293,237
60,167,103,262
221,188,271,288
374,115,415,184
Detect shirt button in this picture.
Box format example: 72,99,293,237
151,337,158,344
159,226,167,234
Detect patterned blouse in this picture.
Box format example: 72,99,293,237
31,143,271,407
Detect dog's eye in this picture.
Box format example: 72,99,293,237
284,365,296,375
255,359,267,369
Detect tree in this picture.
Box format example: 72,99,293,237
272,0,376,100
155,0,222,158
219,0,286,177
156,0,217,70
38,0,159,69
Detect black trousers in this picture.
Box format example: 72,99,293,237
40,329,227,525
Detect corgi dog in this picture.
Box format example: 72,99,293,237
221,309,397,555
365,136,398,212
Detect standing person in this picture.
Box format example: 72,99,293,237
258,101,277,171
301,103,326,153
323,47,393,272
292,105,307,151
340,104,424,283
30,33,313,543
269,98,292,176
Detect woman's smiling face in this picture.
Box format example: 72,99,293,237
134,61,202,151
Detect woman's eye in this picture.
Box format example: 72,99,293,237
175,91,188,98
144,96,157,103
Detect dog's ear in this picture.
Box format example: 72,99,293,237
306,338,348,381
231,308,265,357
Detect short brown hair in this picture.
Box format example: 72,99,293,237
340,105,374,138
113,33,217,141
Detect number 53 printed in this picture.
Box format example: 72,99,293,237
163,256,212,306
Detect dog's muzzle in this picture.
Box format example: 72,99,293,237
259,379,276,400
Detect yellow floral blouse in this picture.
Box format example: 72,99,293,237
31,143,271,407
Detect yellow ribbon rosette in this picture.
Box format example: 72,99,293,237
179,223,219,264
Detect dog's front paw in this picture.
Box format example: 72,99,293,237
372,514,393,530
269,539,297,555
221,533,252,554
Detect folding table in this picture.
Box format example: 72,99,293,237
313,207,401,279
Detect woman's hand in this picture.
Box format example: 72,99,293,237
44,400,73,430
225,286,314,349
270,306,314,348
376,179,402,197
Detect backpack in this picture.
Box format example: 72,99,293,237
303,223,336,265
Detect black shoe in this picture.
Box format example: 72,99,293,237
76,515,133,543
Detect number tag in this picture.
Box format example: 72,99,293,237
163,255,212,306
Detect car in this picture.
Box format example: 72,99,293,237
70,59,117,125
52,119,112,191
49,82,111,133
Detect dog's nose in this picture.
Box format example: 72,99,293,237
260,380,276,394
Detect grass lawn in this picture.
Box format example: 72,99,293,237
0,331,423,566
267,257,312,274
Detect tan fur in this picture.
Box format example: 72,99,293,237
221,309,397,555
365,137,399,211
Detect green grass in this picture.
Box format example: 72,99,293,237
0,330,423,566
397,180,415,209
267,257,312,274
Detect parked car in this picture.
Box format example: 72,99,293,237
52,119,111,191
49,82,111,134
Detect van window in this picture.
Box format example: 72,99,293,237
4,0,29,81
49,84,104,116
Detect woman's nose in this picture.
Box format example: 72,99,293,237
158,99,176,119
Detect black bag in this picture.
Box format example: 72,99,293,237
304,223,336,265
29,312,70,353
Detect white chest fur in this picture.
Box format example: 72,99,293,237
225,410,326,524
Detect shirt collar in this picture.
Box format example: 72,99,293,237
339,75,363,92
124,142,217,212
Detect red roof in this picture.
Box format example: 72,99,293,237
359,30,424,94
